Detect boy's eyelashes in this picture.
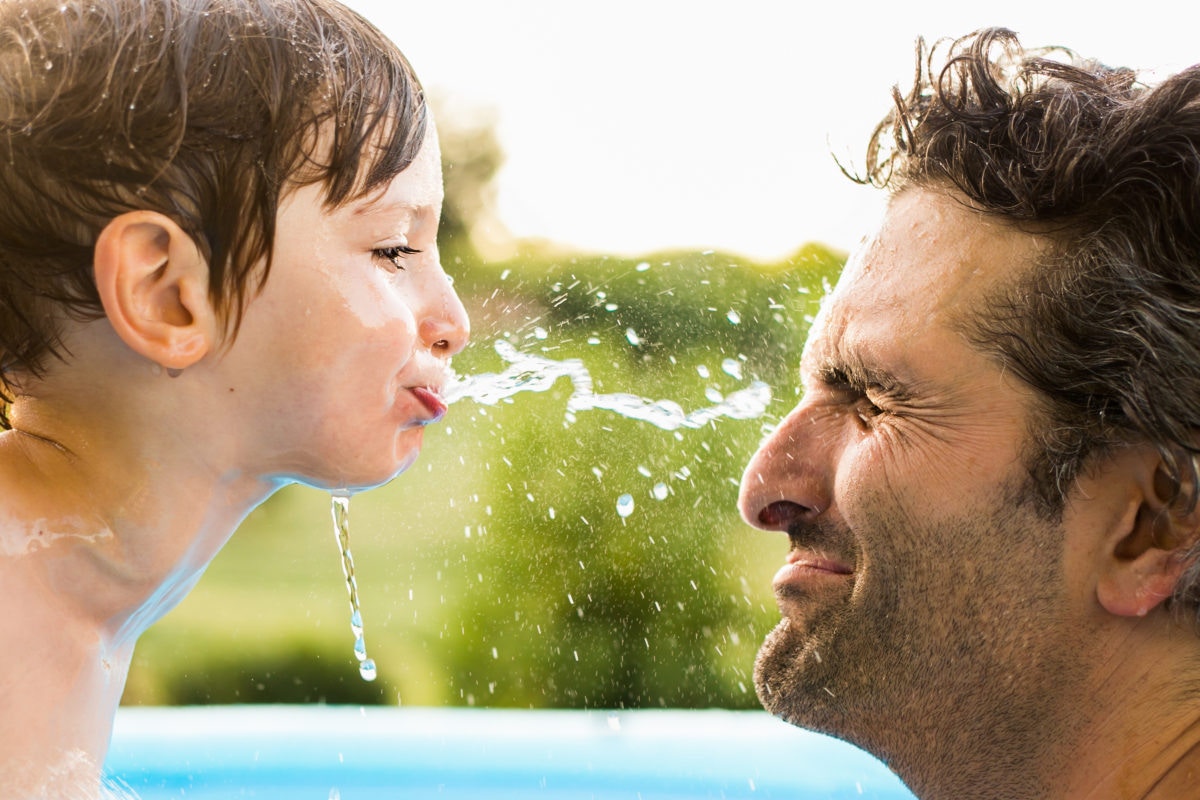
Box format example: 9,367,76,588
373,244,422,270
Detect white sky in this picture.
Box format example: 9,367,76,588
344,1,1197,259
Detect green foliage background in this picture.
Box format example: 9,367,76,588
121,112,845,711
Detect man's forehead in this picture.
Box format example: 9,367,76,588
799,187,1047,377
835,190,1043,317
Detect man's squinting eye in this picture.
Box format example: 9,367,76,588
373,244,421,271
854,395,885,427
819,365,887,427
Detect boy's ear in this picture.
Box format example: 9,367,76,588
93,211,217,371
1095,446,1198,618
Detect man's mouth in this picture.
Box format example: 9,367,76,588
785,550,853,575
772,547,854,607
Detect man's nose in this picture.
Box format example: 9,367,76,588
737,401,834,532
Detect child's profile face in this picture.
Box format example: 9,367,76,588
218,121,469,490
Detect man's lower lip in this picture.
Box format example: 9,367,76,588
772,561,854,591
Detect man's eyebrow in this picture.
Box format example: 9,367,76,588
810,352,915,398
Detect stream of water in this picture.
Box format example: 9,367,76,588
332,339,773,680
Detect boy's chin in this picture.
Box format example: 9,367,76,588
292,448,422,496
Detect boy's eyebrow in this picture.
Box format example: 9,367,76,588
349,197,423,217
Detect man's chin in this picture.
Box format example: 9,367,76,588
753,618,843,732
753,619,802,712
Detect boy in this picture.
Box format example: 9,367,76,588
0,0,469,796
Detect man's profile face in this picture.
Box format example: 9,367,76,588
737,187,1097,773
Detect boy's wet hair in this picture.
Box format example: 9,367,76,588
0,0,428,424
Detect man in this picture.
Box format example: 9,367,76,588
738,28,1200,799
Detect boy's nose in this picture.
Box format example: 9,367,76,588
420,289,470,357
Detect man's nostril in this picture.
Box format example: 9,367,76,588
758,500,809,528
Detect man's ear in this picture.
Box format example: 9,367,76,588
93,211,216,371
1095,447,1198,618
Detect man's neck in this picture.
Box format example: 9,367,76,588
1053,618,1200,799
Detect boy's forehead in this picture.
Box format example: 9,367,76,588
347,126,442,216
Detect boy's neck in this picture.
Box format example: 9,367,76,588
1,404,276,638
0,385,279,796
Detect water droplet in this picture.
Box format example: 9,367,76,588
43,59,53,70
696,365,710,379
727,310,741,325
625,328,641,346
353,636,366,661
616,494,635,518
635,261,650,272
637,465,651,478
587,336,600,345
652,482,669,500
705,387,724,403
358,659,377,682
721,358,744,380
607,712,622,730
532,326,548,340
604,302,618,312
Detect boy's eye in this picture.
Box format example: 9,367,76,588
373,244,421,271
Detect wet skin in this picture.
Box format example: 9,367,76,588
213,123,469,491
0,122,469,797
737,187,1101,797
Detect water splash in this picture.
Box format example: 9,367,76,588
446,340,771,431
330,492,376,682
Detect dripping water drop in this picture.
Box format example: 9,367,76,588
330,492,376,681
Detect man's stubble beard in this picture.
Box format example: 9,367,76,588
753,484,1096,799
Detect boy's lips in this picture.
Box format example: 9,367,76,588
409,386,447,423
